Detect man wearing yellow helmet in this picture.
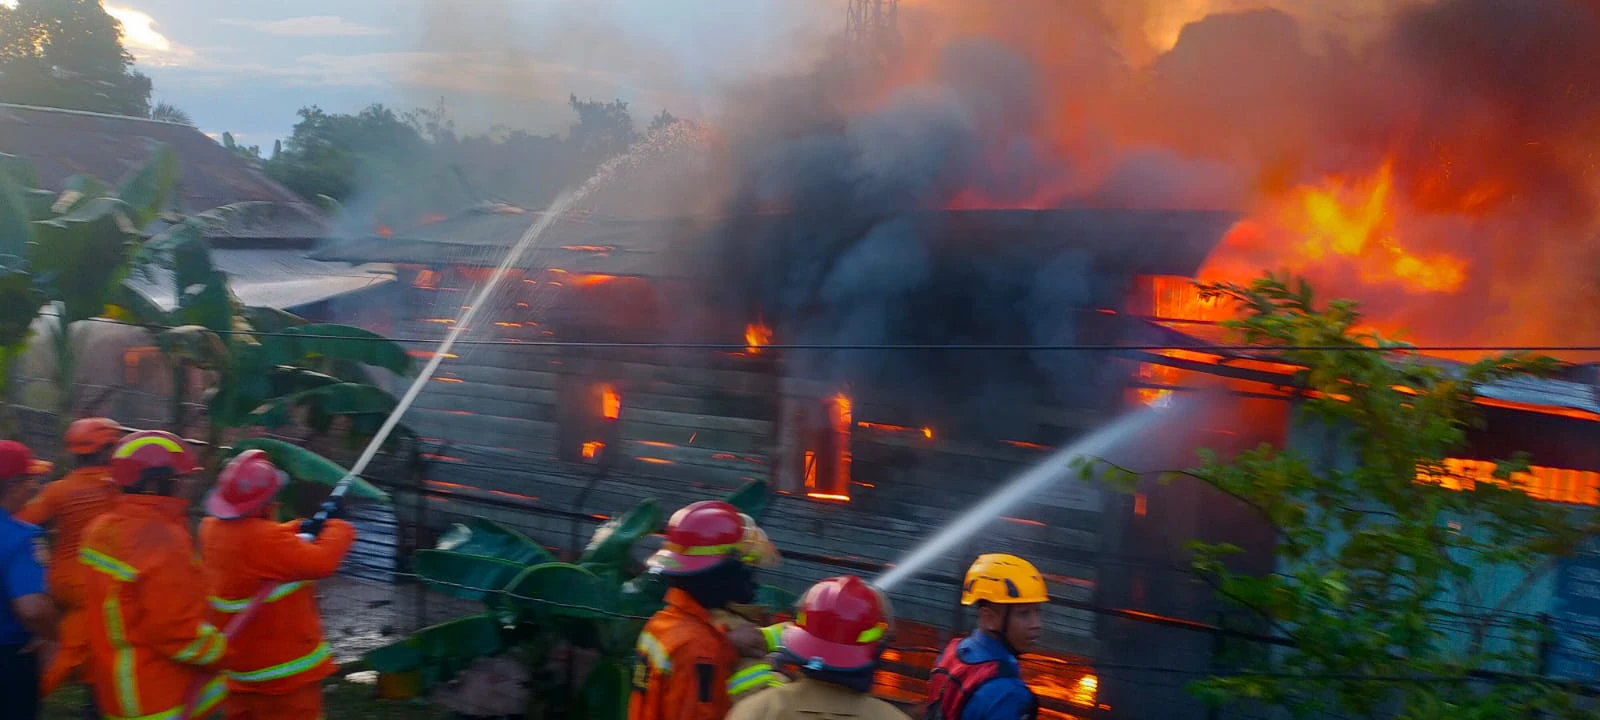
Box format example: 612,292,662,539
923,554,1047,720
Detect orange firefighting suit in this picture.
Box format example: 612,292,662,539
15,465,119,695
200,515,355,719
630,588,742,720
709,607,787,705
79,494,229,719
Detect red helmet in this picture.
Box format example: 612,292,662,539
206,450,288,519
648,500,748,575
66,417,124,454
110,430,199,488
781,575,891,671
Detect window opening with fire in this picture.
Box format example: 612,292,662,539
557,379,621,464
790,393,853,502
1421,458,1600,507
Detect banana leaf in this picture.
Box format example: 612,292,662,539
504,563,620,621
241,306,309,334
222,438,389,502
754,584,800,615
724,479,771,520
576,659,631,720
414,549,528,602
263,324,415,376
105,284,172,328
579,498,661,571
362,612,504,689
249,381,398,429
28,196,138,325
435,517,557,566
0,260,40,352
116,145,179,229
0,166,33,258
0,153,39,188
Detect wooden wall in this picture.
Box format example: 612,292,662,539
373,274,1131,656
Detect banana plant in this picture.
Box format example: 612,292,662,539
0,169,44,438
364,480,796,720
114,212,418,484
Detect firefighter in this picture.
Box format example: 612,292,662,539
629,500,780,720
923,554,1048,720
79,430,229,719
199,449,355,720
17,417,124,701
0,440,57,720
712,603,787,706
728,575,909,720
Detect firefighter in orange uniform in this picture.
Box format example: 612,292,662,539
17,417,125,700
630,500,780,720
200,449,356,720
79,430,229,719
728,575,909,720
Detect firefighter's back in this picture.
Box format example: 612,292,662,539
730,677,911,720
630,595,739,720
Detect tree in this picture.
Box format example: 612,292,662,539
647,109,680,134
0,0,153,116
1183,274,1593,718
220,131,261,163
263,104,427,203
149,101,191,125
567,94,638,165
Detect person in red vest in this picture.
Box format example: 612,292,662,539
728,574,908,720
923,554,1048,720
629,500,779,720
199,449,355,720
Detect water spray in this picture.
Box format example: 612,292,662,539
873,402,1178,592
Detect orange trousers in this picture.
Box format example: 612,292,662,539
221,683,324,720
39,595,87,697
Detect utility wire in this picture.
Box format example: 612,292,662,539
75,317,1600,354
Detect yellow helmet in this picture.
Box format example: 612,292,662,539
961,554,1048,605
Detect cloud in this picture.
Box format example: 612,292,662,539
104,4,196,67
219,16,393,37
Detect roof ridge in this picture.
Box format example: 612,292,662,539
0,102,194,127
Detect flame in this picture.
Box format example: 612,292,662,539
433,377,464,384
422,318,455,325
638,457,674,465
1068,674,1099,709
407,350,458,360
1420,458,1600,506
581,441,604,460
806,493,851,502
1004,440,1051,451
573,273,620,287
600,385,621,420
745,322,773,354
561,245,615,254
412,269,440,289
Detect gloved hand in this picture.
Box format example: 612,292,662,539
296,498,345,536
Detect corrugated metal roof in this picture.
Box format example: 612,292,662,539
0,103,328,240
310,207,1243,280
130,249,394,311
1143,321,1600,419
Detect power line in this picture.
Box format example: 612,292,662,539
77,317,1600,354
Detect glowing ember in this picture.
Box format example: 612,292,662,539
581,441,604,460
806,493,851,502
745,322,773,354
1003,440,1051,451
638,457,674,465
433,377,464,384
574,273,620,287
419,213,447,225
407,351,458,360
422,318,455,325
561,245,615,254
376,225,393,238
1067,674,1098,708
412,269,440,289
600,385,621,420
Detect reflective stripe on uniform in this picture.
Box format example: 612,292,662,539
101,675,227,720
728,662,781,696
208,582,305,613
761,624,783,653
226,641,331,684
637,632,672,673
171,622,226,665
82,548,138,581
104,590,142,716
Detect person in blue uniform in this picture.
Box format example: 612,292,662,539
0,440,59,720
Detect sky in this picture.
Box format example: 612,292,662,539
84,0,843,146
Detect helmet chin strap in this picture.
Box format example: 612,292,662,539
997,606,1024,658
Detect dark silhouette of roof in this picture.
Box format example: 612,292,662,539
0,103,327,242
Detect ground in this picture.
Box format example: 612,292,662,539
42,682,450,719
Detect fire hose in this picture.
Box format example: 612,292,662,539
174,478,353,717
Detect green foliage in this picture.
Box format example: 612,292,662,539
365,480,785,719
0,0,153,116
1184,273,1594,718
222,438,389,503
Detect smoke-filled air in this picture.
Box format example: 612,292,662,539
592,0,1600,363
